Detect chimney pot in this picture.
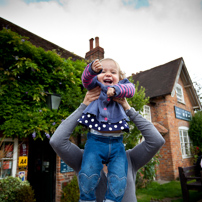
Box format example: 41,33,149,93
90,38,94,50
85,37,104,61
95,37,99,47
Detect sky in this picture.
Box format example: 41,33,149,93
0,0,202,87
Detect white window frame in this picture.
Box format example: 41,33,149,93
143,105,152,122
179,126,192,158
0,138,18,179
139,105,152,144
176,84,185,104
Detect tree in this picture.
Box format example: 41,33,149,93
189,110,202,147
123,79,150,150
193,81,202,106
0,28,86,139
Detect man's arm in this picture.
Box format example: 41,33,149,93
126,107,165,171
50,103,87,173
50,87,101,172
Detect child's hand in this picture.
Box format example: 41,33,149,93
107,87,115,97
92,59,102,73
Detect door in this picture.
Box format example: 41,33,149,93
28,137,56,202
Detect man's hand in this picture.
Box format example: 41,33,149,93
83,86,101,106
113,97,131,111
92,59,102,73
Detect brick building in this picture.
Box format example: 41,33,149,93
1,17,201,202
131,58,201,180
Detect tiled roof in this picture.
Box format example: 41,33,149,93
131,58,182,98
0,17,84,61
153,122,168,135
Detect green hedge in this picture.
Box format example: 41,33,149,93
0,176,35,202
189,111,202,147
0,28,86,139
61,175,79,202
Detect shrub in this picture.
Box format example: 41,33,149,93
136,152,161,188
61,175,80,202
189,111,202,147
190,145,202,164
0,176,35,202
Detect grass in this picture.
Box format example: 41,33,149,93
136,180,202,202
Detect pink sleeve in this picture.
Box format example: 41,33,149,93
82,62,98,90
114,82,135,98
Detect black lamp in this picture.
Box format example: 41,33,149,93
46,93,61,110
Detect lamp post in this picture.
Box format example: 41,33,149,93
46,93,61,110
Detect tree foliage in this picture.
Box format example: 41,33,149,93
193,81,202,105
189,111,202,146
0,176,35,202
123,79,150,150
0,28,86,139
61,175,79,202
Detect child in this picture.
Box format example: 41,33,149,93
77,58,135,202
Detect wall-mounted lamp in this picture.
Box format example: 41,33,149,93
46,93,61,110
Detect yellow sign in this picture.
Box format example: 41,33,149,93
18,156,28,167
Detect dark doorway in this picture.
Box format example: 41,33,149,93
28,137,56,202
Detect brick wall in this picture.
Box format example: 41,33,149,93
152,78,194,180
55,155,76,202
85,46,104,62
85,37,104,62
17,139,29,180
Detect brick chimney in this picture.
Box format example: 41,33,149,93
85,37,104,62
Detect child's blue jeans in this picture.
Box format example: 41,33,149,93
78,132,128,202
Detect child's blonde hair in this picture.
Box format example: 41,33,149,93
100,58,126,80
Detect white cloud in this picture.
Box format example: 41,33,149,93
0,0,202,83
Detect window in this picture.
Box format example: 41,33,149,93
138,105,152,143
176,84,185,103
0,138,18,179
179,127,192,158
143,105,151,122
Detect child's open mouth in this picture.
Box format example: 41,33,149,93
104,79,113,85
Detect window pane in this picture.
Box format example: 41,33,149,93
179,130,182,136
187,135,191,143
4,142,13,158
143,105,151,122
0,141,14,178
184,130,188,136
177,96,182,102
176,84,184,103
179,128,192,157
185,143,189,155
187,145,191,156
145,106,150,113
176,87,181,94
184,136,188,143
2,160,12,178
181,144,185,155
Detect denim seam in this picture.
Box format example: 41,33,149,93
108,143,111,160
79,173,100,194
108,174,127,197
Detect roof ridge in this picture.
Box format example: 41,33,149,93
0,17,84,60
132,57,183,76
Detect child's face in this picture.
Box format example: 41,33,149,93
97,60,120,86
